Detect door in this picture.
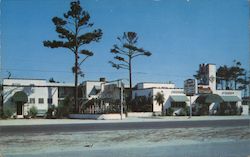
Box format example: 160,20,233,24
16,102,23,115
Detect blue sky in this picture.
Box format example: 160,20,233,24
1,0,249,87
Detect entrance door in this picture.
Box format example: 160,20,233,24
16,102,23,115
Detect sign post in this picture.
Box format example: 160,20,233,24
119,80,123,120
184,79,197,118
189,96,192,118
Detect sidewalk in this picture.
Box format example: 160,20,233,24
0,116,249,126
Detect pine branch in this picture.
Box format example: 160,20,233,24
78,29,102,46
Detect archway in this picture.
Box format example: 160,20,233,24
195,94,223,115
12,91,28,116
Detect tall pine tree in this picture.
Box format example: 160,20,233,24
109,32,151,111
43,1,102,113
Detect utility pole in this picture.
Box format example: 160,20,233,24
0,7,3,117
249,0,250,98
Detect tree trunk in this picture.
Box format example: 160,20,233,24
162,103,164,116
74,20,79,113
74,53,78,113
234,79,237,90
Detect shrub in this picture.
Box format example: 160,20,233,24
3,106,14,118
166,107,174,116
184,106,190,115
131,96,153,112
178,109,187,116
46,104,57,119
56,96,73,118
28,106,38,118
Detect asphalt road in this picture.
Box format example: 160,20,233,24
0,119,249,135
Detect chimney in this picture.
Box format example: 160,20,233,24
100,77,106,82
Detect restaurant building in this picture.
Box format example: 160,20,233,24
133,64,246,116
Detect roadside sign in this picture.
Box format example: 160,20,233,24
184,79,197,96
184,79,197,118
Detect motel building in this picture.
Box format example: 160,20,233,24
1,78,74,118
1,64,248,118
133,82,188,115
133,64,248,116
1,77,122,118
81,78,124,114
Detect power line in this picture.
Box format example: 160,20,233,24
3,68,193,78
3,68,72,73
2,84,74,88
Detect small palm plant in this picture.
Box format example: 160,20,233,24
154,92,165,116
28,106,38,118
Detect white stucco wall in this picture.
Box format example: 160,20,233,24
137,82,175,89
3,79,59,117
215,90,242,106
153,88,189,113
127,112,153,117
69,113,125,120
241,105,249,115
133,87,191,114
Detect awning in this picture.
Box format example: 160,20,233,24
196,94,223,104
12,91,28,103
170,95,189,102
221,96,241,102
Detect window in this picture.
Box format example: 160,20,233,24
47,98,53,104
29,98,35,104
38,98,44,104
171,102,186,108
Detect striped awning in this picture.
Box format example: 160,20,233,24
170,95,189,102
221,96,241,102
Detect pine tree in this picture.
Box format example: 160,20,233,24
43,1,102,113
109,32,151,111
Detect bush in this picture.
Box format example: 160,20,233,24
3,106,14,118
166,107,174,116
178,109,187,116
175,107,190,116
28,106,38,118
102,100,120,114
194,103,209,115
131,96,153,112
56,96,73,118
184,106,190,116
46,104,57,119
